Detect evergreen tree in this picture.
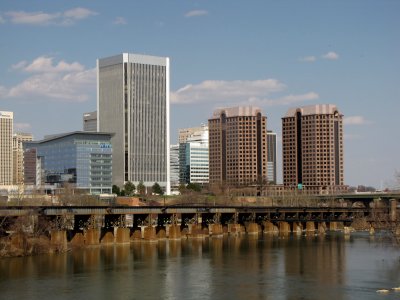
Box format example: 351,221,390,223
124,181,136,196
152,182,164,195
137,181,146,195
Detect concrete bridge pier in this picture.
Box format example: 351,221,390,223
209,224,223,236
50,230,67,251
167,224,182,239
115,227,130,244
263,221,278,234
246,222,260,235
369,225,375,235
278,222,290,235
318,222,326,234
228,224,243,235
293,222,302,235
143,226,157,241
306,222,315,235
85,228,100,245
390,199,397,222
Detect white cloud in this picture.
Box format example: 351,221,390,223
171,79,285,104
4,7,97,26
261,92,319,106
299,56,316,62
13,56,84,73
0,16,6,24
3,56,95,102
113,17,127,25
185,10,208,18
63,7,97,20
322,51,339,60
6,11,60,25
344,116,371,125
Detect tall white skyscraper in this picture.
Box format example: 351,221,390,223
0,111,13,186
97,53,170,194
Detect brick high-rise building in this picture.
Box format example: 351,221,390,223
208,106,267,187
282,104,344,191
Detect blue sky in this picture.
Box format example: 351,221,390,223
0,0,399,188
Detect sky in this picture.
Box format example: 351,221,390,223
0,0,399,189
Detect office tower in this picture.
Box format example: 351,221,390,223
178,124,207,144
282,104,344,190
24,148,41,186
170,144,180,190
24,132,113,194
208,106,267,186
83,111,97,132
0,111,13,186
97,53,170,194
12,132,33,184
267,131,277,184
179,126,209,184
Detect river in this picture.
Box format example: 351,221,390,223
1,233,400,300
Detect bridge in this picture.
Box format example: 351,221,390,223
1,192,399,247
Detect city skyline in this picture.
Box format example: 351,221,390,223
0,1,399,188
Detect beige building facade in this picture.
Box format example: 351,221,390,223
282,104,344,191
0,111,13,186
208,106,268,187
13,132,33,184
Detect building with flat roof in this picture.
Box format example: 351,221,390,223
83,111,97,132
282,104,344,192
179,126,209,185
24,131,113,194
267,131,277,184
0,111,13,186
170,144,180,190
97,53,170,194
13,132,33,185
208,106,267,187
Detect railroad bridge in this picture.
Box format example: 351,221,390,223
1,194,399,246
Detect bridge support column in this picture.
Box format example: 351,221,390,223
390,199,397,222
306,222,315,234
85,228,100,245
143,226,157,241
246,223,259,235
101,231,114,245
228,224,243,235
263,221,278,234
115,227,130,244
318,222,326,234
50,230,67,251
344,226,352,235
209,224,223,236
369,225,375,235
188,224,204,238
70,232,85,246
168,225,182,239
278,222,290,235
293,222,302,235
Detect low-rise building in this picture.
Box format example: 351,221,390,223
24,131,113,194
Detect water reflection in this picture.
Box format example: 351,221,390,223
1,234,400,300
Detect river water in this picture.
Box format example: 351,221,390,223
1,233,400,300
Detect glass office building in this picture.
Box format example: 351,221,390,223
24,132,113,194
